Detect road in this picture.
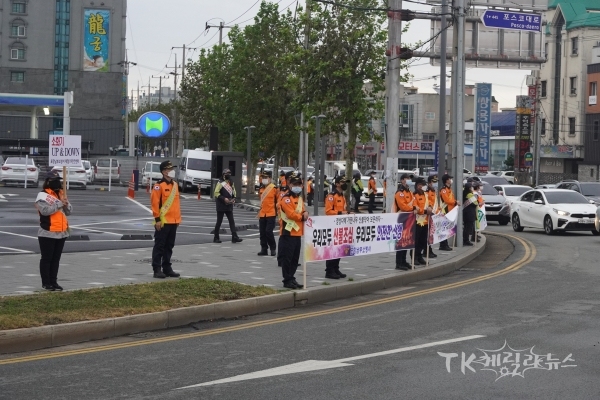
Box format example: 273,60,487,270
1,224,599,398
0,186,261,254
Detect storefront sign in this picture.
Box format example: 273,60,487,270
540,145,574,158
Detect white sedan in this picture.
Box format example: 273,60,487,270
496,185,532,220
0,157,39,187
511,189,599,235
51,164,88,189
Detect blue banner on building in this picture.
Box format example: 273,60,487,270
475,83,492,173
83,9,110,72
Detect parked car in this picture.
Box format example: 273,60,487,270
489,170,515,183
556,180,600,205
141,161,162,186
511,189,599,235
51,164,87,189
94,159,120,183
82,160,94,183
0,157,39,187
478,181,509,225
178,149,211,193
496,185,532,221
536,184,557,189
467,174,510,187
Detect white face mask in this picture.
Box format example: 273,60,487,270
262,179,269,185
291,186,302,194
167,170,176,178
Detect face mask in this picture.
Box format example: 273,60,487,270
262,179,269,185
291,186,302,194
167,170,176,178
48,180,61,190
341,184,348,190
448,180,453,186
224,175,231,180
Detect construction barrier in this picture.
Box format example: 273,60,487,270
127,173,135,199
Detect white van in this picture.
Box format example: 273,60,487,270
324,161,361,179
177,149,212,193
141,161,162,186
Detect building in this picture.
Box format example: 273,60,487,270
580,57,600,181
138,87,176,109
537,0,600,182
0,0,127,156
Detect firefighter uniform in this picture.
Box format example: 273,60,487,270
151,161,182,278
307,177,314,206
412,179,430,265
324,177,349,279
426,175,439,258
367,174,377,213
257,172,277,256
351,174,364,212
394,181,415,269
279,175,307,289
439,174,457,251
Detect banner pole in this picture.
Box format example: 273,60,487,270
426,216,430,267
302,230,307,289
62,166,67,193
411,245,415,270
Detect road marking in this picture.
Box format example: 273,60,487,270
0,233,534,366
176,335,485,389
0,231,37,240
73,227,122,236
70,218,149,228
0,246,33,253
125,197,153,214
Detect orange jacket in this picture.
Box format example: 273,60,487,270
37,189,69,232
440,186,457,212
151,179,181,224
426,188,437,212
280,177,287,188
383,180,387,197
413,191,429,225
258,183,278,218
368,177,377,194
307,180,313,194
394,186,414,212
279,193,305,236
325,190,347,215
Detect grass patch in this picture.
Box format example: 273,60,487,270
0,278,277,331
321,281,330,285
348,278,354,281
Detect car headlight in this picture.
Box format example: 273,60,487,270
553,208,570,217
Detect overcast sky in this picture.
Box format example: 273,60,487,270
126,0,530,110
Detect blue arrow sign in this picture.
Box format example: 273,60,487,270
137,111,171,138
481,10,542,32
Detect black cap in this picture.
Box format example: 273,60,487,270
307,176,314,180
280,170,285,176
400,173,410,180
222,168,232,175
288,173,302,185
466,177,474,183
46,170,61,179
260,170,272,178
160,160,176,171
441,174,453,183
472,181,481,188
464,182,473,190
414,177,426,187
428,175,438,183
334,176,348,184
284,170,295,179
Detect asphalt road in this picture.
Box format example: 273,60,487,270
1,225,599,398
0,186,261,254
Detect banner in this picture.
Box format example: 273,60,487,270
428,207,458,245
476,205,488,232
304,212,417,262
475,83,492,173
83,9,110,72
49,135,81,166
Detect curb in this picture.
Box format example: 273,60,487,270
0,238,486,354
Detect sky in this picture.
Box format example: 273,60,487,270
126,0,531,110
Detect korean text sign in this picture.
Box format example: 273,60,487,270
475,83,492,173
84,9,110,72
49,135,81,167
304,212,417,262
428,207,458,245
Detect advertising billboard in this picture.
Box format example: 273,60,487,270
475,83,492,173
83,9,110,72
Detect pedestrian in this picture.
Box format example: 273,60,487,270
425,175,438,258
351,172,364,213
394,173,415,270
279,170,287,188
439,174,459,251
412,177,431,265
279,174,308,289
164,145,169,158
213,168,243,244
150,160,181,279
472,181,485,241
277,171,295,267
463,182,477,246
257,171,277,256
35,170,72,291
367,170,377,213
324,176,350,279
306,176,314,206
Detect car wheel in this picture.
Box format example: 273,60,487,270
498,217,510,226
512,213,524,232
592,229,600,236
544,215,555,235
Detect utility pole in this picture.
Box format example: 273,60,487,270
437,0,448,180
172,45,196,154
142,77,156,109
384,0,403,213
151,75,169,105
118,58,136,154
206,21,233,45
166,54,179,156
299,0,311,203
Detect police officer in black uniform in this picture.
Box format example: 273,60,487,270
213,168,243,244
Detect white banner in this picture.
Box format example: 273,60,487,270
428,207,458,245
49,135,82,167
477,205,488,231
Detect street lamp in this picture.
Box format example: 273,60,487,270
244,126,255,202
311,115,326,216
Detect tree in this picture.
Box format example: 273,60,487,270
504,154,514,169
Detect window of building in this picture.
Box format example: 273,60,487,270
590,82,598,105
571,37,579,55
541,119,546,136
10,22,26,37
10,48,25,60
544,42,548,58
11,2,26,14
541,80,547,97
569,117,576,136
594,121,599,141
570,77,577,95
10,71,24,83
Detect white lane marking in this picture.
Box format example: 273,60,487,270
0,231,37,240
17,286,35,289
250,277,265,280
73,226,122,236
91,270,106,272
88,282,105,285
175,335,486,389
121,278,136,281
125,197,153,214
70,218,150,228
0,246,33,253
240,272,253,274
23,274,37,277
0,266,15,269
14,291,34,294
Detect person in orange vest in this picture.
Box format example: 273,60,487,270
367,170,377,213
306,176,314,206
257,171,277,256
394,173,415,270
426,175,438,258
150,161,182,279
412,177,432,265
324,176,350,279
439,174,459,251
35,170,72,291
276,170,294,267
279,174,309,289
279,170,287,188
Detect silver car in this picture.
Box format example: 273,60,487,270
0,157,39,187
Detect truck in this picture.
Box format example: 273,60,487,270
177,149,212,193
323,161,361,179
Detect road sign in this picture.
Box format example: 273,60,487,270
137,111,171,138
49,135,82,166
481,10,542,32
524,152,533,167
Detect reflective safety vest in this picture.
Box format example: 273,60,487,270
151,179,181,224
325,190,346,215
37,189,68,232
279,194,304,236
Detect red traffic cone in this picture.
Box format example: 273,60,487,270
197,188,201,200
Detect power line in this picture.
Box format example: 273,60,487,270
226,0,261,25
